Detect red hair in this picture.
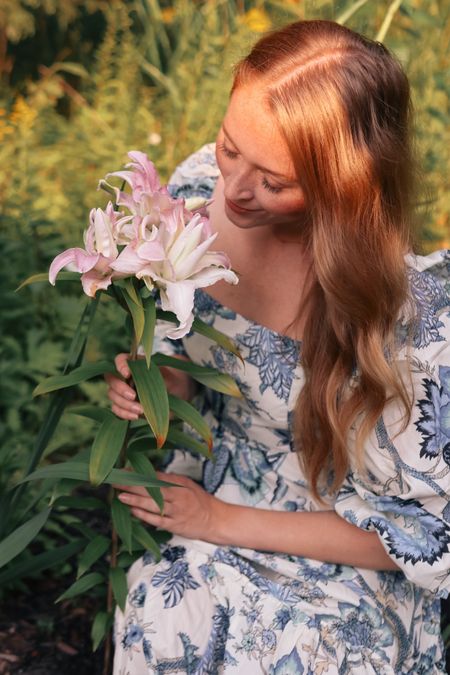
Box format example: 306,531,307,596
232,20,416,499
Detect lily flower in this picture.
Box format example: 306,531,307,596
111,203,238,338
49,203,132,296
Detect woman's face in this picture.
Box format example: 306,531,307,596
215,83,306,232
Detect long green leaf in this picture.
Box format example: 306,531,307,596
168,394,212,451
110,566,128,612
142,295,156,367
54,495,107,511
19,463,176,488
153,353,242,397
33,361,117,397
191,316,243,362
0,299,99,538
132,522,162,561
0,539,85,587
16,271,80,291
127,451,163,511
166,427,211,459
129,359,169,448
111,498,133,554
77,535,110,579
68,405,115,424
91,611,113,651
89,417,128,486
121,285,145,344
56,572,104,603
0,508,51,569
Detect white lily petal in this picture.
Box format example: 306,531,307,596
110,245,145,275
174,232,219,279
190,266,239,287
94,208,118,258
189,250,232,277
159,282,195,339
138,240,166,261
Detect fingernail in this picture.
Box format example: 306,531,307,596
118,493,130,502
121,370,130,379
133,405,143,415
125,391,135,401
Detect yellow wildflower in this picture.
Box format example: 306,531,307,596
9,96,37,130
161,7,176,23
240,8,271,33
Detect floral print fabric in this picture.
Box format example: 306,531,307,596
113,144,449,674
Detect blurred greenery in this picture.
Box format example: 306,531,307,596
0,0,449,658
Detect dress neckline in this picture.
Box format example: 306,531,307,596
195,288,303,347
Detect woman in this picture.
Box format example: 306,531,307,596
109,20,450,674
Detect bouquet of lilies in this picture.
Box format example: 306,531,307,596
50,151,238,339
0,152,240,662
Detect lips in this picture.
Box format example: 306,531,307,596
226,198,257,213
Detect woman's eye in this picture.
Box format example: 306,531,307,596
261,177,283,194
218,142,238,159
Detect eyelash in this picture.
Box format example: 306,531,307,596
218,142,283,194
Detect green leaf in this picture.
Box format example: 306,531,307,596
191,316,243,362
152,353,242,397
68,405,115,424
16,271,80,291
142,295,156,367
127,451,163,511
19,463,176,489
77,535,110,579
0,540,85,587
166,427,211,459
0,508,51,569
132,522,162,561
155,308,177,323
127,436,158,453
54,495,107,511
56,572,104,603
110,566,128,612
129,359,169,448
168,394,212,451
33,361,117,397
89,417,128,486
0,298,99,539
121,284,145,344
111,498,133,554
91,611,113,651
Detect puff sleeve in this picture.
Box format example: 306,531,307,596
335,251,450,598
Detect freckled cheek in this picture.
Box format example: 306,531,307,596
260,194,306,215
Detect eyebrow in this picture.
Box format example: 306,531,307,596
222,123,294,182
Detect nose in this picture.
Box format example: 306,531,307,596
223,164,254,203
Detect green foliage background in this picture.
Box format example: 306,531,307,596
0,0,449,653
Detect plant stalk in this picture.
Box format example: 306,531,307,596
103,335,138,675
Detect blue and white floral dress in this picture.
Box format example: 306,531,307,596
113,144,450,674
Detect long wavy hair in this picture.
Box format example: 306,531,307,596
232,20,417,500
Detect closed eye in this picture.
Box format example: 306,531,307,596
261,177,283,194
217,142,238,159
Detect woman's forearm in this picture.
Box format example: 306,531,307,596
212,502,399,571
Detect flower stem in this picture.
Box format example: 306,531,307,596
103,336,138,675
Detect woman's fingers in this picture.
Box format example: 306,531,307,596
107,385,141,411
115,353,131,379
117,490,169,516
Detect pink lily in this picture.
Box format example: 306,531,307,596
111,205,238,337
49,203,132,297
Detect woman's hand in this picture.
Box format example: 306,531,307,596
105,353,143,421
115,471,226,543
105,353,199,421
